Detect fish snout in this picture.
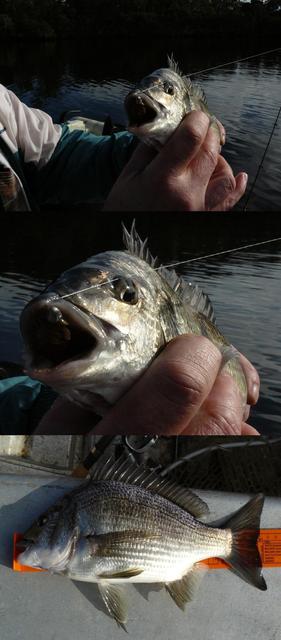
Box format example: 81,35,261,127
20,297,99,372
125,91,158,127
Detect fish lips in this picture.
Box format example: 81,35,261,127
20,296,112,384
18,534,78,572
125,91,162,131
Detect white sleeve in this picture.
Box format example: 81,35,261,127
0,84,62,168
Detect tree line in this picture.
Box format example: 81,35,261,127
0,0,279,39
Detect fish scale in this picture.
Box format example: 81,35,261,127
20,223,247,419
18,456,266,628
125,56,223,149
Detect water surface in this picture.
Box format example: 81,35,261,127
1,39,281,210
0,213,280,434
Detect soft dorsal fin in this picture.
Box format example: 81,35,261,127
190,82,208,107
122,222,215,323
90,454,209,520
157,265,216,323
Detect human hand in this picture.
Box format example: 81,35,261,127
103,111,248,212
35,335,260,435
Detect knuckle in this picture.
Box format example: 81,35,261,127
187,123,205,148
207,406,241,435
157,359,209,411
202,145,218,169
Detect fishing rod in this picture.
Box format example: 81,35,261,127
243,103,281,211
189,45,281,210
160,436,281,477
59,235,281,300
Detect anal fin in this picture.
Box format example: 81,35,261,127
165,563,206,611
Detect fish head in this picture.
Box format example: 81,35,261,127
18,497,78,571
125,67,190,148
20,250,167,412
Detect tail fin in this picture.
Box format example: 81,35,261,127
219,494,267,591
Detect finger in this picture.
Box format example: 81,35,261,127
211,172,248,211
94,335,222,435
212,154,235,179
243,404,251,422
152,110,211,177
35,397,96,434
120,141,157,177
188,124,221,191
241,422,260,435
205,161,237,210
215,119,226,146
238,353,260,405
183,369,245,435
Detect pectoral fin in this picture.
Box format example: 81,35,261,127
88,530,160,558
165,563,206,611
98,582,128,630
98,567,143,579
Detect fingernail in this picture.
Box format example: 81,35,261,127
242,172,248,186
252,382,259,403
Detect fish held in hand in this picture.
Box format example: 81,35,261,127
125,55,223,149
18,456,266,629
20,223,247,415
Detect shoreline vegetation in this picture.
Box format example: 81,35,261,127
0,1,281,40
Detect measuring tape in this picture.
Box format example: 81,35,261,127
13,530,281,573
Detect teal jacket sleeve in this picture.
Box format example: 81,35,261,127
33,126,139,207
0,376,43,434
0,376,57,434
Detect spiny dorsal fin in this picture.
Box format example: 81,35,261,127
167,53,182,76
122,223,215,323
91,454,209,520
122,220,158,268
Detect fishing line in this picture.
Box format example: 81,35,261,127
59,235,281,300
243,104,281,211
189,46,281,209
190,46,281,77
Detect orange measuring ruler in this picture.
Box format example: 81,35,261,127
203,529,281,569
13,530,281,573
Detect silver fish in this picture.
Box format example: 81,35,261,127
124,56,223,149
20,223,247,416
18,455,266,629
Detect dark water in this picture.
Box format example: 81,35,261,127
0,213,281,435
1,39,281,210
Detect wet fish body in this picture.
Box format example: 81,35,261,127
18,456,266,628
20,224,247,415
125,56,222,148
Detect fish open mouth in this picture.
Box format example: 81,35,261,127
125,92,158,128
20,298,106,375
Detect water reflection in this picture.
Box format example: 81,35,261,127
1,40,281,210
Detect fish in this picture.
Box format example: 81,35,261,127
124,55,223,149
18,455,267,629
20,222,247,416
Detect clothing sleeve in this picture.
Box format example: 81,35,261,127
33,126,139,207
0,84,62,167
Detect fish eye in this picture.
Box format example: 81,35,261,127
37,515,48,527
114,278,139,305
164,82,174,95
